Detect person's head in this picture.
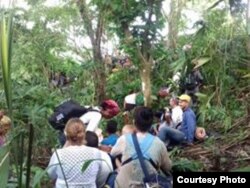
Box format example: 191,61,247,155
64,118,85,145
106,120,117,135
85,131,99,148
134,107,153,133
169,97,179,108
100,100,120,119
122,124,135,135
178,94,191,110
0,111,11,136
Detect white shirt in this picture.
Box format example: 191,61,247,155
96,151,113,188
171,106,183,128
47,145,101,188
124,93,137,104
80,107,102,132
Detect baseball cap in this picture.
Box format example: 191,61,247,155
178,94,191,103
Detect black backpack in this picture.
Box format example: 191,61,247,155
48,99,90,130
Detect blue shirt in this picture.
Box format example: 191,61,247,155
101,134,119,146
180,107,196,143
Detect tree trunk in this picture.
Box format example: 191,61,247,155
77,0,106,104
93,46,106,103
167,0,184,49
140,60,152,107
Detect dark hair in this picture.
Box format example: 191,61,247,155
154,109,165,119
85,131,98,148
106,120,117,134
134,107,153,132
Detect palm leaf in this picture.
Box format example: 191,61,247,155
192,57,210,69
0,144,10,188
81,159,106,173
242,73,250,78
0,13,13,114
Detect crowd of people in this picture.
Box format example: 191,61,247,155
46,85,207,187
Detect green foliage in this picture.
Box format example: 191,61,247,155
172,158,203,172
0,144,10,188
0,11,13,113
231,166,250,172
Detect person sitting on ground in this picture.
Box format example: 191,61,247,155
115,124,136,171
158,94,196,146
121,124,135,135
0,111,11,147
47,118,101,188
111,107,172,188
169,97,183,129
101,120,119,147
85,131,113,188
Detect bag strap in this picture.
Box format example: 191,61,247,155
132,133,150,181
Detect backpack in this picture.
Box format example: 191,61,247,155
131,133,172,188
48,100,92,130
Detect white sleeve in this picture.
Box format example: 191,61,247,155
81,112,102,132
110,135,126,157
172,108,183,126
47,152,58,180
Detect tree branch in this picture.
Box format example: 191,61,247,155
76,0,95,45
207,0,224,11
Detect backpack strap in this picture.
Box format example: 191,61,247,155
122,133,154,166
132,133,150,182
122,133,171,177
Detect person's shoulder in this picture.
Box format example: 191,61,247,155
152,135,166,148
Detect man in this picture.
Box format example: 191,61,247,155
157,94,196,146
178,94,196,145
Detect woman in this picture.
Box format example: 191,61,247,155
111,107,172,188
47,118,101,188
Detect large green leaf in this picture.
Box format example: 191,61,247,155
242,73,250,78
192,57,210,69
0,144,10,188
0,13,13,113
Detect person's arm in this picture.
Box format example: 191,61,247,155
159,142,172,173
110,135,125,157
81,112,102,132
186,112,196,143
47,152,58,180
